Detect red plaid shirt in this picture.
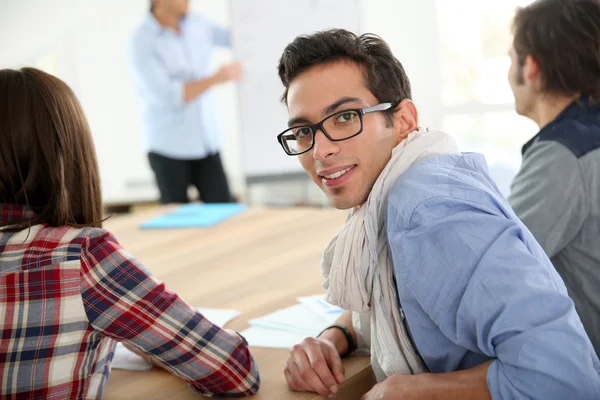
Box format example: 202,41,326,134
0,204,259,399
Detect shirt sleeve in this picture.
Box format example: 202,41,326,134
129,34,185,109
388,194,600,399
508,140,587,257
210,20,231,47
79,229,260,397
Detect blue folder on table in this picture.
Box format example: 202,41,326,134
140,203,247,229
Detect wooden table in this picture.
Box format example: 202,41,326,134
102,206,376,399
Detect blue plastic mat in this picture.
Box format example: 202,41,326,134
140,203,247,229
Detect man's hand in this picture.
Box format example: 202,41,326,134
184,61,243,102
361,361,492,400
284,336,346,398
213,61,243,84
360,374,424,400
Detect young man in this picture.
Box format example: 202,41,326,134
130,0,240,204
507,0,600,356
278,29,600,399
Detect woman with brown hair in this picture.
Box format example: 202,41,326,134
0,68,259,398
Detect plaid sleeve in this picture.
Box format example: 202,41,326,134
79,229,260,397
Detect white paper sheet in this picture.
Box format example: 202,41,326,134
112,343,153,371
296,294,344,322
240,326,309,349
111,307,242,371
248,303,333,337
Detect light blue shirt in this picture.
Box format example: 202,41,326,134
129,13,230,159
387,153,600,399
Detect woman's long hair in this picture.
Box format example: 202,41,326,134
0,68,104,231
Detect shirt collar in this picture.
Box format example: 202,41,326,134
522,96,599,155
145,12,189,35
0,203,35,224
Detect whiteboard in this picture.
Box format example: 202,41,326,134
231,0,361,178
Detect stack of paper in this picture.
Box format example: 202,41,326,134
241,294,344,350
111,307,241,371
297,294,345,321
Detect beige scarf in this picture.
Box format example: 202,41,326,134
321,128,458,381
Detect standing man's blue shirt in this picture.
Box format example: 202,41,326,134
386,153,600,399
130,13,230,159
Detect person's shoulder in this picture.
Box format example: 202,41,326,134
522,137,580,170
78,226,121,252
387,153,465,210
387,153,500,226
130,17,157,49
539,110,600,159
28,224,108,246
130,28,151,46
78,227,131,276
20,225,118,262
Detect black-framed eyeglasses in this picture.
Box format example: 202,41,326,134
277,102,394,156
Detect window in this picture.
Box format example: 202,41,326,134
435,0,538,195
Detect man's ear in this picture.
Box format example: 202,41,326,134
392,99,418,142
523,55,542,90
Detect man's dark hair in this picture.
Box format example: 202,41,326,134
277,29,412,123
513,0,600,101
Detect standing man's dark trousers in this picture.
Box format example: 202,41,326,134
148,152,233,204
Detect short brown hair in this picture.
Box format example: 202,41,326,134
512,0,600,101
277,29,412,123
0,68,104,231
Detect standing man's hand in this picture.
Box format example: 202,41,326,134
213,61,243,84
183,61,243,102
284,336,346,398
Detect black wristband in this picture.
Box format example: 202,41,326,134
317,324,357,358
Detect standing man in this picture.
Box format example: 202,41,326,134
130,0,241,204
507,0,600,355
277,29,600,399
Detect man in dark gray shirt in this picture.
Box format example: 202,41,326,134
507,0,600,356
